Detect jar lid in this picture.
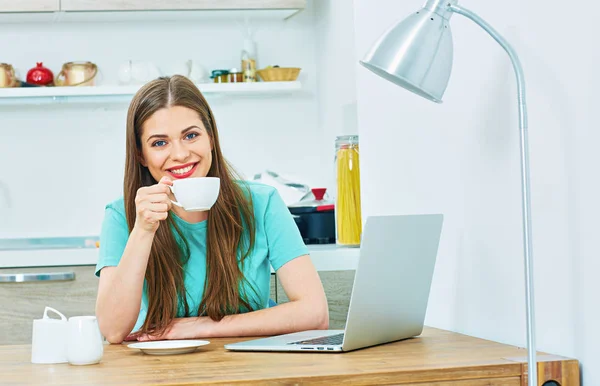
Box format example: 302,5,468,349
335,134,359,141
210,69,230,78
335,134,359,147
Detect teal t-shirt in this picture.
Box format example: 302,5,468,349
95,181,309,333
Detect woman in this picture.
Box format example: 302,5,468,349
95,75,328,344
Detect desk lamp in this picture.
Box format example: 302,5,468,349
359,1,538,385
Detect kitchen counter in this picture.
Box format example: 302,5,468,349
0,244,360,271
0,327,579,385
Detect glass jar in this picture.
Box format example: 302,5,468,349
211,69,229,83
228,68,243,83
334,135,362,246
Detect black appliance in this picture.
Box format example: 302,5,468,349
288,188,336,245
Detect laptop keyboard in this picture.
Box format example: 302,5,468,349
288,333,344,346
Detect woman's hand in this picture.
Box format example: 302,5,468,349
126,317,213,341
133,176,173,233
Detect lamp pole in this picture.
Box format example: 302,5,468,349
445,5,537,385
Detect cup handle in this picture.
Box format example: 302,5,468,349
168,186,183,208
43,306,67,321
54,69,66,87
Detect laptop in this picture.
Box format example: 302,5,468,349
224,214,444,353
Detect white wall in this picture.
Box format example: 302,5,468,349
313,0,358,195
0,3,327,238
354,0,598,383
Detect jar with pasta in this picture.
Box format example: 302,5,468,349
334,135,362,246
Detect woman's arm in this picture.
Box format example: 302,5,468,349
132,254,329,341
214,254,329,336
96,179,172,343
95,227,155,343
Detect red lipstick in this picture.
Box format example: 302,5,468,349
167,162,198,179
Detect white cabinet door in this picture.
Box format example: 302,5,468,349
0,0,59,12
276,270,355,329
0,266,98,345
60,0,305,11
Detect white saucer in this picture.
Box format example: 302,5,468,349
127,340,210,355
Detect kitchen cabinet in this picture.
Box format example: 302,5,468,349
275,270,355,329
0,265,98,345
60,0,305,12
269,273,276,304
0,0,59,12
0,266,276,345
0,0,305,23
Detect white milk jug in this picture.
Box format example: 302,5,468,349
66,315,104,365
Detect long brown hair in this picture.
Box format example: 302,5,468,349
124,75,256,336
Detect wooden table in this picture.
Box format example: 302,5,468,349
0,327,579,385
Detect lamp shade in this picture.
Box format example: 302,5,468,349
360,8,454,103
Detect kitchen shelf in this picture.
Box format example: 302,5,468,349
0,244,360,271
0,82,302,105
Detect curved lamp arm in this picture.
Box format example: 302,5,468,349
448,4,537,386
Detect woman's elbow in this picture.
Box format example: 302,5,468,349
314,298,329,330
100,324,127,344
97,318,128,344
317,315,329,330
104,333,126,345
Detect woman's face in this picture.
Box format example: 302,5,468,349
139,105,213,181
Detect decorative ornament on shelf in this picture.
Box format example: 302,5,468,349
55,61,97,87
0,63,18,88
26,62,54,86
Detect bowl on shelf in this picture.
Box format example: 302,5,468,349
256,67,301,82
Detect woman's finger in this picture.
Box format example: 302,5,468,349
139,209,168,223
143,203,169,213
124,331,141,341
159,176,173,186
145,193,170,205
145,183,171,194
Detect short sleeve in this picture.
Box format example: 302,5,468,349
95,204,130,277
264,189,309,271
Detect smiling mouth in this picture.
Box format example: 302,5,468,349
167,163,198,178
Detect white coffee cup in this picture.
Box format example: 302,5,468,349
169,177,220,212
31,306,68,364
66,316,104,366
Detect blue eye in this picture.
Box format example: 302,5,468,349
152,140,167,147
185,132,198,140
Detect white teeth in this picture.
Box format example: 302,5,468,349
170,164,194,174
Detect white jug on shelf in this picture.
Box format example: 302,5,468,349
187,60,208,83
165,60,208,83
118,61,161,85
